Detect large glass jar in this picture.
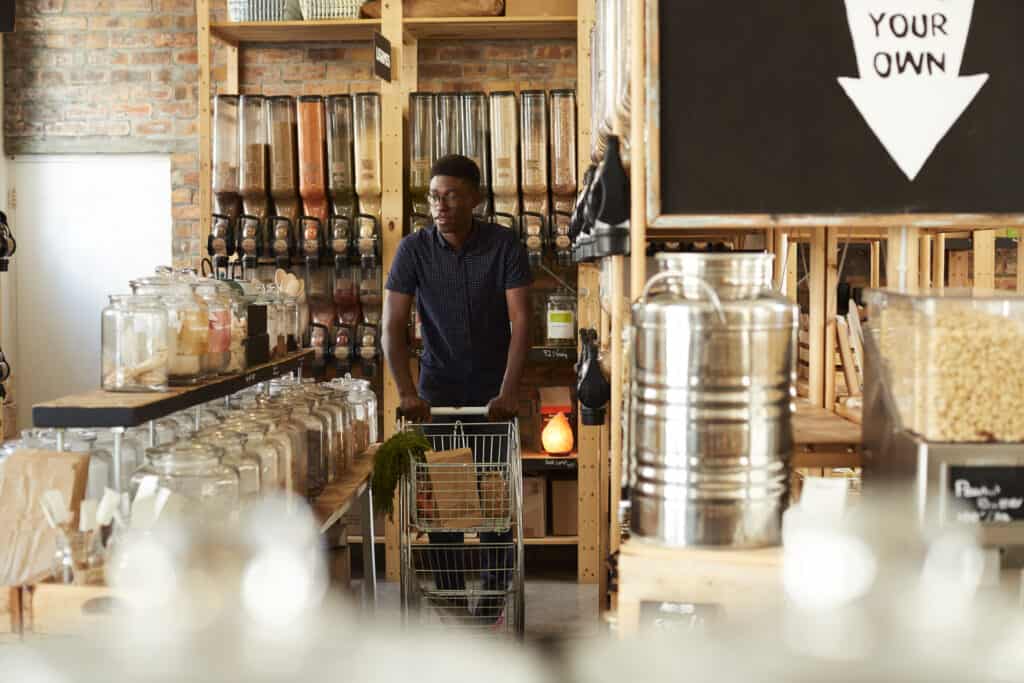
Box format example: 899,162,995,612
260,286,288,359
271,394,326,498
545,290,577,347
101,294,169,392
160,289,209,385
225,283,249,373
282,293,302,351
92,429,145,488
347,378,378,452
219,417,283,492
243,407,304,496
306,386,348,479
194,430,261,500
194,280,233,376
131,443,239,523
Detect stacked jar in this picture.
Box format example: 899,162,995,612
194,280,233,376
131,443,240,523
101,294,170,392
194,429,262,501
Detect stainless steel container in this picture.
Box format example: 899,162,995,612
629,252,797,547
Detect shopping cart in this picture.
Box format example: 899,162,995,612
398,407,525,637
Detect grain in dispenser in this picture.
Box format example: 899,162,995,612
353,92,382,269
268,96,300,225
212,95,241,226
630,253,797,548
326,94,356,223
239,95,270,224
461,92,490,217
297,95,329,226
550,89,577,267
520,90,549,268
409,92,436,232
489,91,520,231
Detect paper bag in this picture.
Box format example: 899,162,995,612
0,450,90,586
423,448,483,529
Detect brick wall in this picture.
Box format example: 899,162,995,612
5,0,575,266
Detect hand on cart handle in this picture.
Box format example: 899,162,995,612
399,393,432,423
486,392,518,421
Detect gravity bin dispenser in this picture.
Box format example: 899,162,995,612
862,289,1024,568
520,90,549,268
408,92,435,233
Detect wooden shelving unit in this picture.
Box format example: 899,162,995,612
197,3,603,589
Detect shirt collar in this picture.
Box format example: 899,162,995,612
433,219,482,253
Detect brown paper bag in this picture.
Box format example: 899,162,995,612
361,0,504,18
424,448,483,529
0,450,90,586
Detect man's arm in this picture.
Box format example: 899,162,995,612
382,289,430,421
487,285,530,420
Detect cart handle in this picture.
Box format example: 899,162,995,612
429,406,489,417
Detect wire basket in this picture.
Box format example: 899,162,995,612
407,542,520,634
300,0,362,20
228,0,285,21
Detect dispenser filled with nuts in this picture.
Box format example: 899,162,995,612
354,93,382,269
550,89,577,267
409,92,436,232
489,91,520,231
520,90,549,268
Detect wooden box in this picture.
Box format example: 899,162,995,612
20,582,121,638
505,0,576,16
523,476,547,538
550,479,577,536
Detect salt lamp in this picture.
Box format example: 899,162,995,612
542,412,574,455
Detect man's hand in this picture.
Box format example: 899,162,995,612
400,393,431,423
486,392,518,421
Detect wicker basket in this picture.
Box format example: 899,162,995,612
300,0,362,19
228,0,285,21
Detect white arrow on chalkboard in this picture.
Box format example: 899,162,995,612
837,0,989,181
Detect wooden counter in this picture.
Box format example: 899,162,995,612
792,400,862,469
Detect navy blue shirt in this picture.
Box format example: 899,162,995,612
386,220,533,406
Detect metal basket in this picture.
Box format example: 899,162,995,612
300,0,362,20
228,0,285,21
406,542,521,634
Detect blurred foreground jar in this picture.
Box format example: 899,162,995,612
195,429,261,501
131,443,239,522
629,252,797,548
101,295,170,392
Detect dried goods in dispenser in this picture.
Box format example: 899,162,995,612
101,295,169,392
333,263,361,327
239,95,270,222
545,290,577,347
359,265,382,326
268,215,294,269
489,91,520,230
212,95,241,223
461,92,490,217
435,93,463,159
409,92,436,232
589,22,607,163
550,89,578,266
326,94,356,221
268,96,300,225
208,213,234,279
354,93,382,267
297,95,329,226
520,90,549,267
235,214,262,280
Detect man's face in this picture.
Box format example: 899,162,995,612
428,175,480,234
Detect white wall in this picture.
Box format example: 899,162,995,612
9,155,173,429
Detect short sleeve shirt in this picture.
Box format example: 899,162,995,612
385,220,532,406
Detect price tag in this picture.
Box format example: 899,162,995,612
948,466,1024,524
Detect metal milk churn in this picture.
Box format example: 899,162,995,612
629,252,797,547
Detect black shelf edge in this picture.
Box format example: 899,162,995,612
528,346,577,363
524,457,579,474
32,351,312,429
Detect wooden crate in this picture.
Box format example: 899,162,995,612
616,541,783,637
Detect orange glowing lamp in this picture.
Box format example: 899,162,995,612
542,412,575,455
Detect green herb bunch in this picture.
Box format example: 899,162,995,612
371,429,431,518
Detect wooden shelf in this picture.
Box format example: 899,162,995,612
410,534,577,546
403,15,577,40
32,351,312,429
792,400,862,469
211,19,381,44
528,346,577,363
523,450,578,473
313,446,377,534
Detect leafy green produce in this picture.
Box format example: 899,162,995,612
371,429,431,518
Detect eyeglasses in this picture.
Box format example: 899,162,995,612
427,191,464,207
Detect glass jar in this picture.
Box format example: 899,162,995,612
219,417,283,492
225,283,249,373
260,286,288,359
92,429,145,489
194,429,261,500
156,289,208,385
307,386,348,479
194,280,233,376
346,379,379,452
271,393,326,498
101,294,170,392
546,291,578,347
131,443,239,523
244,407,305,496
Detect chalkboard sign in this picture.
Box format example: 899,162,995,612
650,0,1024,227
948,465,1024,524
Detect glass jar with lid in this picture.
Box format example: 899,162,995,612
194,280,233,376
259,285,288,359
292,387,336,486
219,417,283,492
242,407,304,496
219,280,249,373
346,378,379,453
269,393,326,498
306,385,348,479
101,294,170,392
160,287,210,385
130,443,239,522
545,290,577,347
194,429,261,500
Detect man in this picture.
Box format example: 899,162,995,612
382,154,532,623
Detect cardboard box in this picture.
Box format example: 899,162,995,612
523,476,547,538
505,0,576,16
550,479,577,536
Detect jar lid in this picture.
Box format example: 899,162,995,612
195,429,247,450
147,442,224,468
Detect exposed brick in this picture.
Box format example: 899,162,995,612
282,62,326,82
484,44,530,60
112,103,153,118
171,188,192,205
110,69,150,84
173,49,198,65
65,104,109,120
134,119,173,136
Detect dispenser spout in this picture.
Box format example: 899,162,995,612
576,328,610,426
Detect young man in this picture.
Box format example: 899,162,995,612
382,154,532,623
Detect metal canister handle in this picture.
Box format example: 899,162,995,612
640,271,726,325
